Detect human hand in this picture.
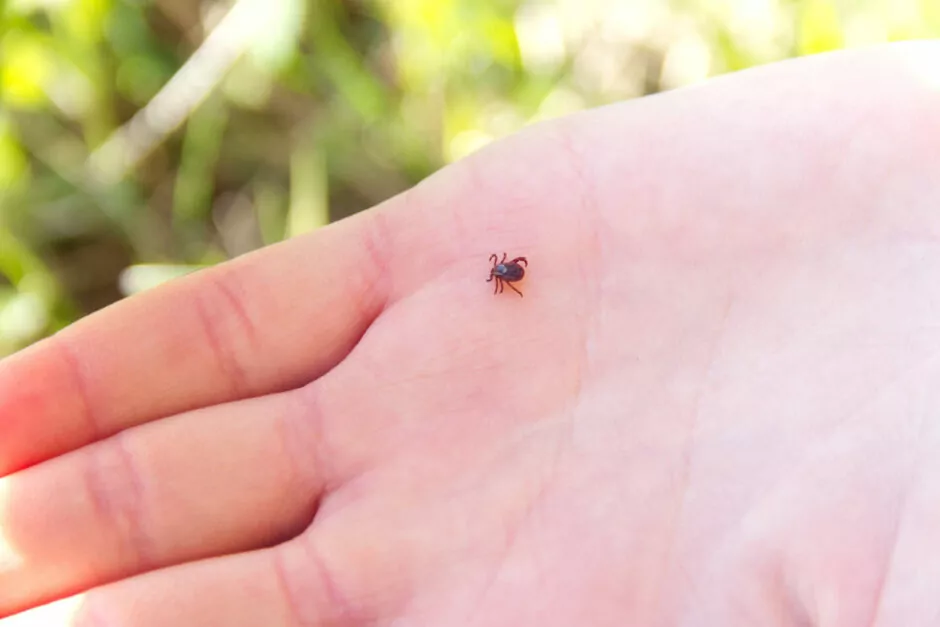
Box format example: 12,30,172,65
3,42,940,626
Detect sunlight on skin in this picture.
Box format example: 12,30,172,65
904,42,940,92
0,595,85,626
0,480,23,573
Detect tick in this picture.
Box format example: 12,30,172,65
487,252,528,297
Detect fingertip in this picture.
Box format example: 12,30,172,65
0,340,95,477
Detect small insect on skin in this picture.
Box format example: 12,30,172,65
487,252,528,297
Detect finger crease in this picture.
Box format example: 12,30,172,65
273,540,361,627
272,546,316,627
280,386,332,515
85,433,155,574
305,539,361,625
357,209,393,316
210,267,259,351
55,334,102,443
192,278,251,398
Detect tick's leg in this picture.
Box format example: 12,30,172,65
506,282,524,298
489,254,498,265
486,273,494,282
500,252,507,263
493,278,500,294
509,257,527,267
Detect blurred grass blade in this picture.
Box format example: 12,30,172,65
288,133,328,237
255,178,288,246
87,0,276,185
174,94,229,230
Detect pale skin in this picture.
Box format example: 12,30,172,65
2,42,940,626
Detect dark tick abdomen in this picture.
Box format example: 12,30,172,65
500,265,525,281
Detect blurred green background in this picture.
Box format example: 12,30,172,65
0,0,937,356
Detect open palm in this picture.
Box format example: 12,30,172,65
4,42,940,626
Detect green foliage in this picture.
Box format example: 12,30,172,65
0,0,937,356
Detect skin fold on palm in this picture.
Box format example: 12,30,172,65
3,41,940,626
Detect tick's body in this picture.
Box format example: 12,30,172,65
487,252,527,297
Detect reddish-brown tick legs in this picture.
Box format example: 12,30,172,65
487,252,527,298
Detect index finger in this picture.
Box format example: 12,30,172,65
0,101,602,475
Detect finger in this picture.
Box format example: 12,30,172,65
0,540,362,627
0,205,397,475
0,71,605,476
0,65,602,478
0,385,330,617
